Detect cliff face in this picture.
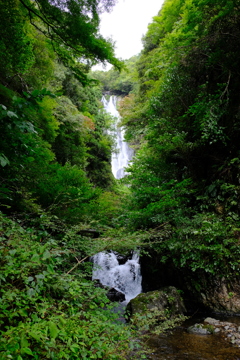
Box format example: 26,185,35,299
141,251,240,314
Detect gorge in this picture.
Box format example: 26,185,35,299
2,0,240,359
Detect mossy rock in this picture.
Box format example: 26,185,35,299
187,323,214,335
126,286,186,317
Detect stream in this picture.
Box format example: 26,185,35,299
92,249,240,359
147,315,240,360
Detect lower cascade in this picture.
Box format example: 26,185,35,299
92,251,142,303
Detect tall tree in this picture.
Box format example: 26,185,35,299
1,0,123,86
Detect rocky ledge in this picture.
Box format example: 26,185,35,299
188,317,240,347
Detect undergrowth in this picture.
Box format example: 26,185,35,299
0,212,135,359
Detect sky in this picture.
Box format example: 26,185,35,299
95,0,165,69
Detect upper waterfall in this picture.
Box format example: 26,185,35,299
102,95,134,179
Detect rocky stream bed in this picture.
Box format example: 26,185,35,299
147,315,240,360
126,287,240,359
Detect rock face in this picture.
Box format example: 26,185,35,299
198,278,240,314
140,251,240,314
126,286,186,317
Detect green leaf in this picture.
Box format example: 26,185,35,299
29,331,41,341
42,250,51,260
21,347,33,356
27,288,35,297
49,321,59,339
47,264,54,273
21,337,29,349
19,309,28,317
9,249,17,255
31,253,40,262
0,154,10,167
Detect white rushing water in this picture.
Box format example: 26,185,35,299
92,97,140,303
102,95,134,179
92,251,142,303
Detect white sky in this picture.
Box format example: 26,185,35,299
94,0,164,69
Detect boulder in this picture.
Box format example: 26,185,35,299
93,280,126,302
203,317,220,326
187,324,212,335
126,286,186,317
106,288,125,302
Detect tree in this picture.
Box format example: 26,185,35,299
17,0,123,84
92,55,140,95
111,0,240,281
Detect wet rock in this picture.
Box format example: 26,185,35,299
106,288,125,302
93,280,126,302
113,251,132,265
126,286,186,317
204,317,220,325
93,279,105,288
187,324,212,335
194,317,240,348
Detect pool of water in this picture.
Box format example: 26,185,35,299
146,315,240,360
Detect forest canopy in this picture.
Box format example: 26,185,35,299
0,0,123,86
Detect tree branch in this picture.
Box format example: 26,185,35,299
19,0,84,54
66,256,90,274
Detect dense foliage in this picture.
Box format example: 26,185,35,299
92,56,139,95
0,1,138,358
0,213,136,359
0,0,121,218
112,0,240,282
3,0,240,357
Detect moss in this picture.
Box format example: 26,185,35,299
203,324,215,334
127,286,186,318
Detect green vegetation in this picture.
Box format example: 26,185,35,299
92,0,240,286
0,213,134,359
2,0,240,357
116,0,240,282
0,1,140,358
92,55,139,95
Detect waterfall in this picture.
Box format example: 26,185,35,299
91,97,140,304
102,95,134,179
92,251,142,303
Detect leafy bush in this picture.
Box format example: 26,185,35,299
158,213,240,277
0,212,134,359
